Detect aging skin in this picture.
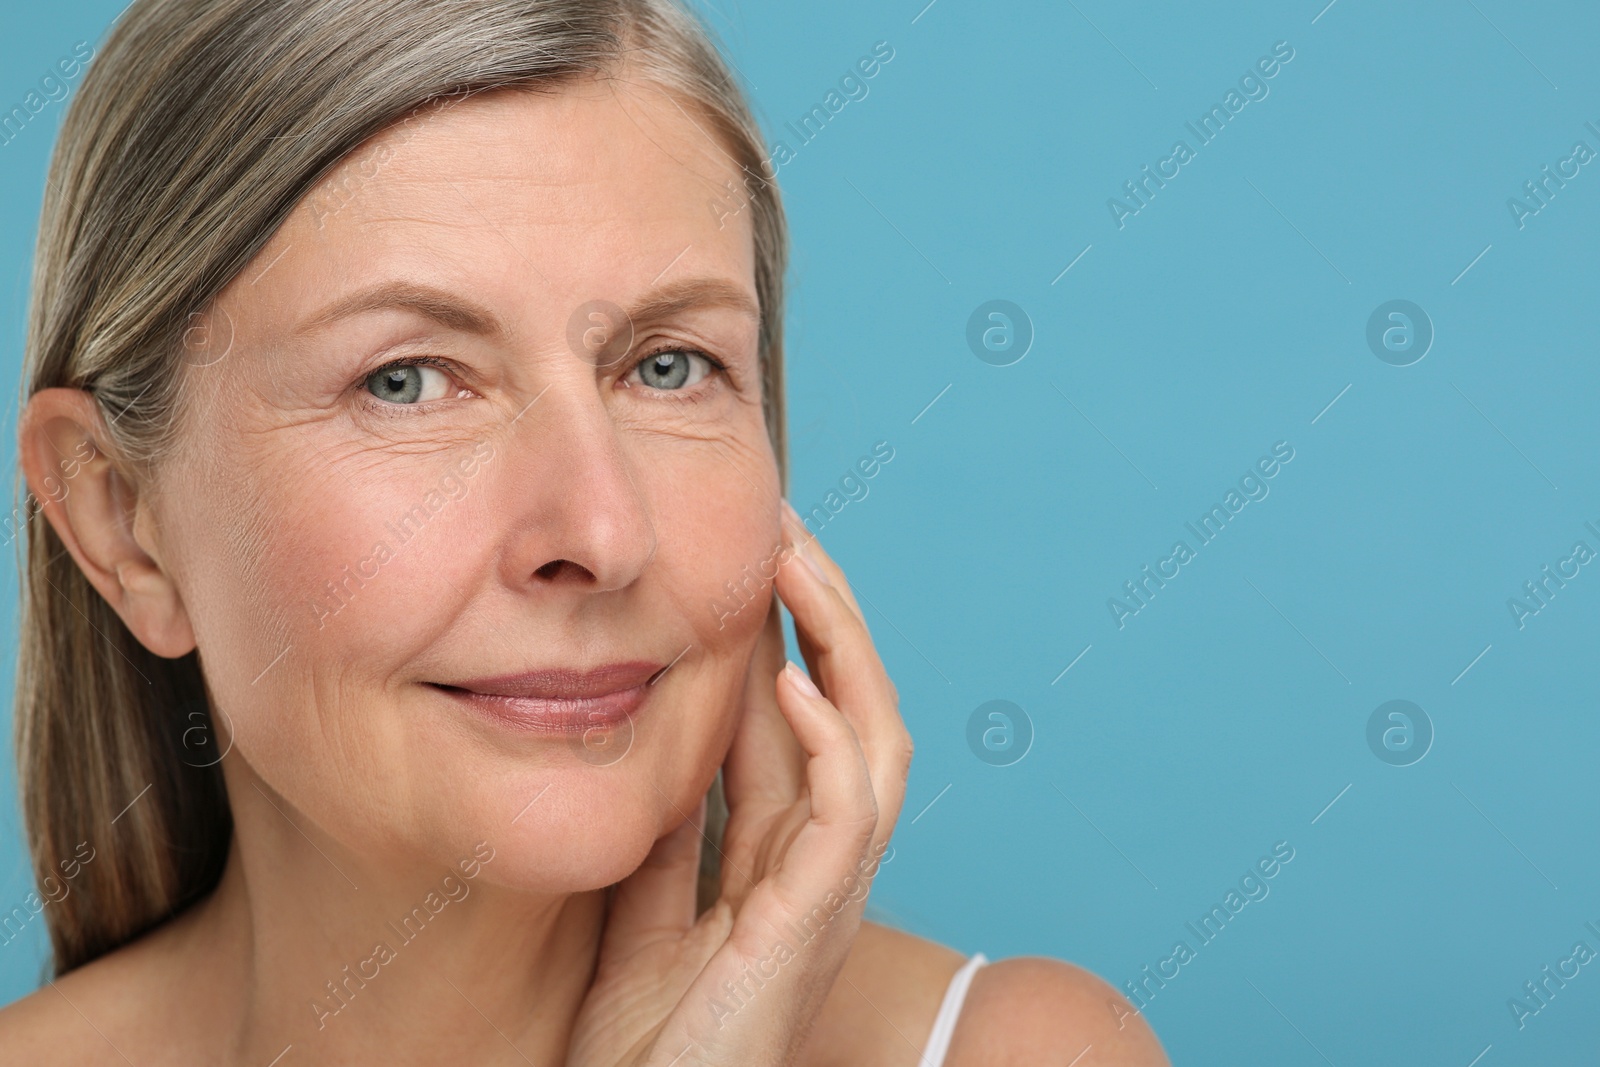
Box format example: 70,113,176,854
6,70,1168,1067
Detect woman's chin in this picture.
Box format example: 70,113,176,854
471,813,688,897
412,764,706,897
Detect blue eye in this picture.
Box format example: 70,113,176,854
365,360,454,404
631,349,716,391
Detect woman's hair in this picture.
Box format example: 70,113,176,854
15,0,787,977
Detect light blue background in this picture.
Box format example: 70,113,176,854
3,2,1599,1063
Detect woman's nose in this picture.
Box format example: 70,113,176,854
493,378,657,594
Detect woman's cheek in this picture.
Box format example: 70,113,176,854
268,458,488,648
638,431,778,637
689,503,784,651
178,443,473,751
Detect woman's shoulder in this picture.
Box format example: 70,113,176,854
798,917,968,1065
945,953,1170,1065
0,913,202,1063
802,919,1169,1067
0,956,141,1063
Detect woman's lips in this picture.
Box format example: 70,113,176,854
430,660,666,734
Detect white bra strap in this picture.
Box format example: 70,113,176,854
919,952,989,1067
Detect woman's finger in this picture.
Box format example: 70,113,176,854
722,597,806,809
781,501,866,625
775,522,891,717
773,525,911,840
774,660,876,836
658,661,879,1054
779,503,899,712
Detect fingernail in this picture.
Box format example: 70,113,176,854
785,660,821,698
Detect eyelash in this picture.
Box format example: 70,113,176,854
357,346,728,416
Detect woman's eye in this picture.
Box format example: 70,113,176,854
364,362,454,405
630,349,715,391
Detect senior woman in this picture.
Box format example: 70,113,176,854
0,1,1166,1063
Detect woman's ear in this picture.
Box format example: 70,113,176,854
17,386,196,658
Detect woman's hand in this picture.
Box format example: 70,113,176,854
565,504,912,1066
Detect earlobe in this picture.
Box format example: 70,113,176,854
17,387,196,658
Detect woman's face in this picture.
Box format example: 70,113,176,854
158,77,779,890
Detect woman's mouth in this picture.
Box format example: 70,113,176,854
428,660,668,734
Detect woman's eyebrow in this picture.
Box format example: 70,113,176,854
295,276,758,337
297,281,501,337
628,277,759,325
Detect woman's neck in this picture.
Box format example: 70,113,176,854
167,787,609,1065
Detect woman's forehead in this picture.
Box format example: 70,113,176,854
233,79,756,330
